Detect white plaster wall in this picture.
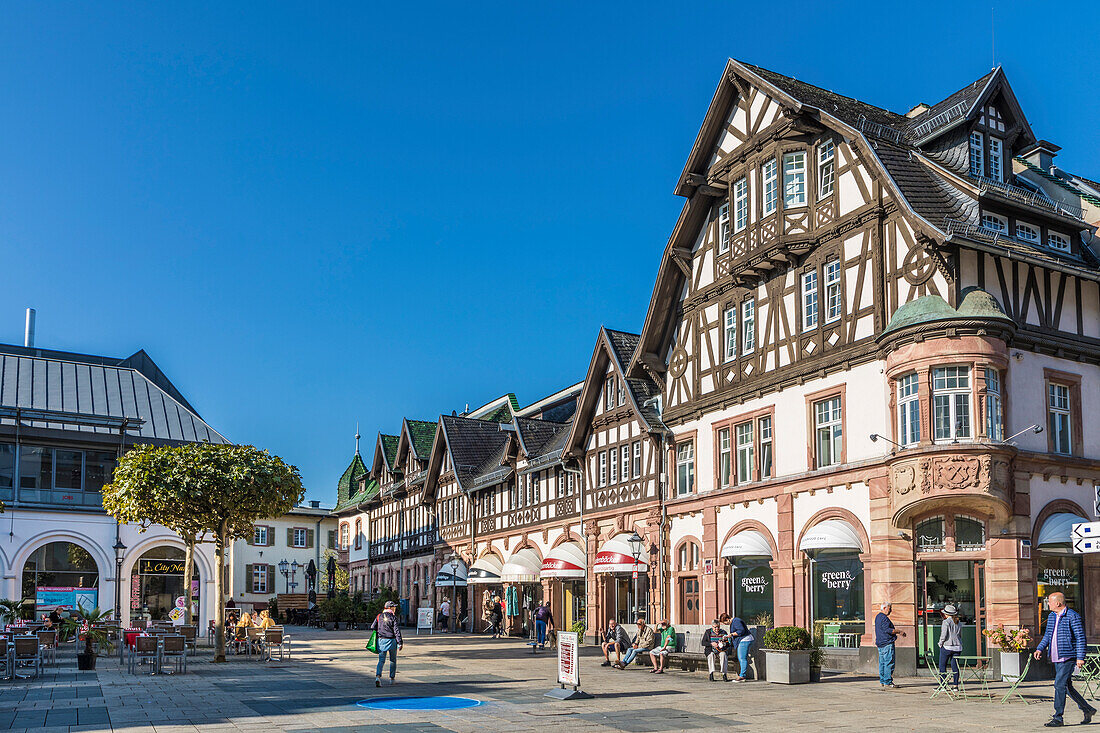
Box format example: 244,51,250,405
715,498,780,550
229,513,336,603
792,482,871,545
1029,476,1099,528
1006,351,1100,458
346,510,371,565
668,511,705,549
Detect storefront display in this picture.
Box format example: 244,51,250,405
130,547,199,621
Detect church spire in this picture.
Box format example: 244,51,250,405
355,422,361,455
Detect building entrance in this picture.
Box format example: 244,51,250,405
131,547,200,622
917,559,986,663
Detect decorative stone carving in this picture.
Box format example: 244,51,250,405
888,447,1015,524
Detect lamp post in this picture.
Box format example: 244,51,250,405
278,559,290,593
448,552,459,634
290,560,300,592
113,539,126,621
627,531,643,621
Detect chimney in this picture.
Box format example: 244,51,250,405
310,500,320,508
24,308,35,348
905,103,930,119
1020,140,1061,171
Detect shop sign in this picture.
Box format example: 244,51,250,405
557,631,580,687
138,559,186,575
130,574,141,610
820,569,856,591
740,575,769,594
703,559,714,575
1039,567,1078,586
416,607,434,634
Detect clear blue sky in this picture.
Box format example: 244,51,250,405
2,2,1098,501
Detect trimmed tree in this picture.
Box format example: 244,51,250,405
103,442,303,661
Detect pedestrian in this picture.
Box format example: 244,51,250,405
648,619,676,674
600,619,630,667
874,602,905,689
488,596,503,638
1034,591,1096,727
439,598,451,632
534,601,554,650
615,618,654,669
702,618,730,682
720,613,755,681
937,604,962,691
371,600,404,688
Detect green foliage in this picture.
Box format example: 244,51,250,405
762,625,814,651
321,548,349,593
365,586,398,624
62,606,115,657
0,599,24,625
570,620,587,635
267,597,280,623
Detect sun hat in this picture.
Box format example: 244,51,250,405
942,603,958,616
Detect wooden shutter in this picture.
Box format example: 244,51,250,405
327,530,336,548
307,529,315,549
267,526,275,547
245,564,254,593
287,528,294,547
266,566,275,595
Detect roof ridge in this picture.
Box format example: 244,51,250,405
736,60,906,122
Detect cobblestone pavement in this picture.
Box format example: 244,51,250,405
0,629,1081,731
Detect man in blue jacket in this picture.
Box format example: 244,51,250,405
1034,592,1096,727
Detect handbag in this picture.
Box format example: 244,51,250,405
366,630,379,653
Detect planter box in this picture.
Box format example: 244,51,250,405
1000,651,1031,682
764,649,812,684
324,621,336,631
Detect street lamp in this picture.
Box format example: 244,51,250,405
113,539,126,621
290,560,300,592
278,559,290,593
448,552,459,634
627,531,643,621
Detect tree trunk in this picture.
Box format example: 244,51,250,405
183,539,195,626
214,520,227,663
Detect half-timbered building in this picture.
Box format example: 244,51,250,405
625,59,1100,674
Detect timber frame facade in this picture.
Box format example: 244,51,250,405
334,59,1100,677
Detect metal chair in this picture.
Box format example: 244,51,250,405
12,636,41,679
925,652,959,700
160,635,187,674
1000,654,1034,705
262,627,291,661
179,625,198,656
132,619,149,630
245,627,263,657
35,630,57,666
128,636,159,675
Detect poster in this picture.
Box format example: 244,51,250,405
35,586,98,613
557,631,579,687
416,607,434,634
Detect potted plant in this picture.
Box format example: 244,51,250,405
982,624,1032,681
569,619,587,646
318,598,338,630
62,607,114,671
762,626,814,684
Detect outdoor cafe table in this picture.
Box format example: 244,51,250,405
955,655,993,699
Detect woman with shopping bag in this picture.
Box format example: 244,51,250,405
368,601,403,687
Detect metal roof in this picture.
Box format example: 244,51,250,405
0,348,227,444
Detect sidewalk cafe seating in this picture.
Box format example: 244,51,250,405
925,653,960,700
35,630,58,666
179,625,198,655
161,635,187,674
245,627,264,657
261,627,291,662
128,636,160,675
12,636,42,679
999,654,1033,705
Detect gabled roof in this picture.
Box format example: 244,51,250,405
0,343,227,444
395,418,437,468
335,451,369,508
465,393,519,423
424,415,511,498
564,328,665,459
371,432,400,478
514,417,568,459
906,67,1035,148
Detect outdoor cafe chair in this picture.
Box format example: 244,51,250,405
925,653,959,700
261,628,290,662
128,636,160,675
35,630,57,666
12,636,41,679
160,635,187,674
245,627,264,657
132,619,149,630
179,625,198,656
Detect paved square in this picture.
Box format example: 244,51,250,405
0,630,1080,731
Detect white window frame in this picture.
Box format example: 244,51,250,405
621,445,630,482
898,373,920,446
985,368,1003,442
632,441,641,478
1048,382,1072,455
252,564,268,594
824,259,842,323
988,137,1003,181
1015,221,1039,244
599,451,607,487
814,397,843,468
802,271,819,331
969,131,984,176
676,441,694,496
1048,231,1070,252
758,416,773,479
718,427,732,489
981,213,1007,232
339,523,350,549
735,422,754,484
604,377,615,410
733,177,748,233
610,447,618,484
933,366,972,442
742,299,755,354
253,526,268,546
617,379,626,407
293,527,308,548
762,159,778,215
724,306,737,362
783,151,807,208
717,202,730,254
817,140,835,199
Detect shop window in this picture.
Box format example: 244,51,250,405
731,560,773,625
955,516,985,551
677,542,701,571
1037,553,1081,620
811,551,864,640
915,517,946,552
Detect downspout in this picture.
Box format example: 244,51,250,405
10,409,20,543
644,395,671,623
562,462,585,639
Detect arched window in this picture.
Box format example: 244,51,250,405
22,541,100,614
339,523,350,549
955,516,985,550
353,519,362,550
915,517,946,552
677,541,700,572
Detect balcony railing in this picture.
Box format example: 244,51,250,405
977,176,1085,220
856,115,906,145
910,101,968,141
943,218,1010,245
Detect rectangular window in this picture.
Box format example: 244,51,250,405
676,442,695,496
533,474,540,503
802,271,819,330
989,137,1003,180
814,397,843,468
252,565,268,594
567,472,575,495
718,202,730,254
617,379,626,406
981,213,1007,232
293,528,308,548
762,159,778,215
969,131,984,176
735,422,754,484
898,373,920,446
1048,232,1070,252
253,526,268,546
783,151,807,208
824,259,841,323
933,366,971,441
1015,222,1039,243
817,140,835,199
733,177,748,232
621,446,630,481
985,369,1003,442
610,447,618,484
742,299,755,353
605,377,615,410
632,441,641,478
724,307,737,362
1048,383,1072,455
718,428,732,489
758,416,773,478
599,451,607,486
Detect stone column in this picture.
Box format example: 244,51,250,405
702,505,719,622
775,493,796,626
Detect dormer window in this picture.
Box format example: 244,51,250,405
969,131,984,176
988,137,1003,180
1048,232,1071,252
981,213,1007,232
1015,222,1039,244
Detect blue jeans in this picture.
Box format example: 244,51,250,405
735,637,754,678
535,620,547,646
1052,659,1094,722
621,646,649,666
938,648,959,686
376,637,397,678
878,643,895,685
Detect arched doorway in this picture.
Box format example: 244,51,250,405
130,547,200,622
22,541,99,616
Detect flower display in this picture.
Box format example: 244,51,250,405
982,624,1031,652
